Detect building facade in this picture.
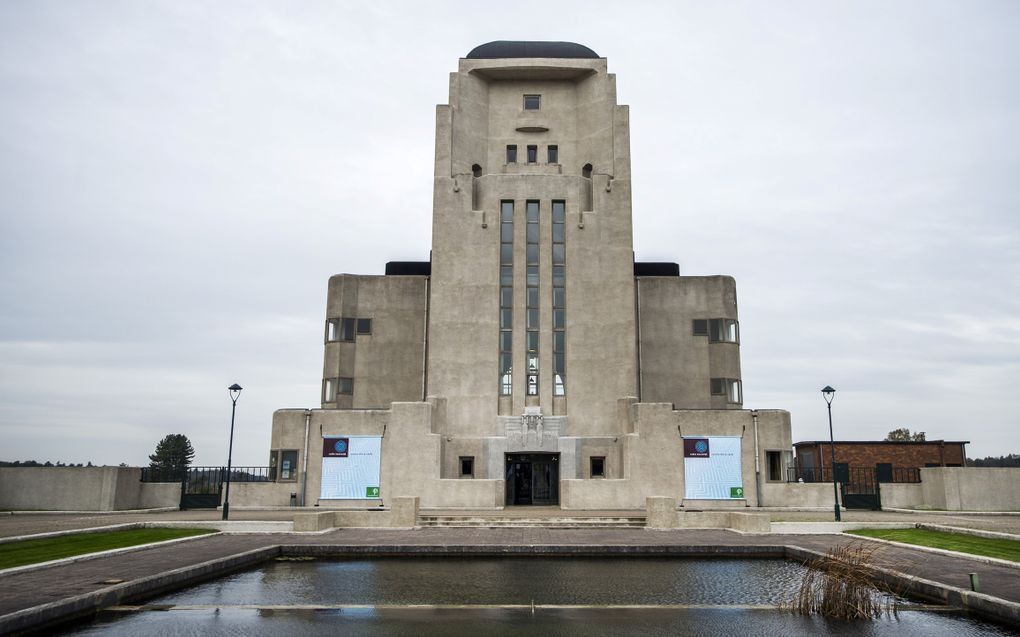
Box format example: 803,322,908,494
260,41,795,510
794,440,969,479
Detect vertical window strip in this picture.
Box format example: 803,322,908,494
526,200,540,396
552,200,566,396
499,201,514,395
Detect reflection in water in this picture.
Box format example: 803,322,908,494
63,558,1013,636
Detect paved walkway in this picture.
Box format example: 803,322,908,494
4,508,1020,538
1,526,1019,625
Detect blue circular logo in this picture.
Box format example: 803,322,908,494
694,440,708,454
334,440,348,453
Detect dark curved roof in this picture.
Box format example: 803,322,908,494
467,41,599,59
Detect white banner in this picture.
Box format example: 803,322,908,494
320,435,382,500
683,436,744,500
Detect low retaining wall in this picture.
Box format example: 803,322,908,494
0,467,180,511
293,497,419,531
883,468,1020,512
645,497,770,532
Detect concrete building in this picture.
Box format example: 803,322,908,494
255,41,797,511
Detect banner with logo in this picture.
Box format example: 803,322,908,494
683,436,743,500
320,435,382,500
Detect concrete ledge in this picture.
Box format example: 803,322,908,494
0,531,218,577
0,523,143,545
769,522,913,534
280,544,788,558
145,521,294,534
916,523,1020,542
784,545,1020,627
0,544,279,634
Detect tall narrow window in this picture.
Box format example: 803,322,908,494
326,318,340,342
499,201,514,395
527,145,538,163
547,145,558,164
552,200,566,396
506,145,517,164
526,200,540,396
323,378,337,403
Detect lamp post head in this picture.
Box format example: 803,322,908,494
228,383,243,404
821,385,835,405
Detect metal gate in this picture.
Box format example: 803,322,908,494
840,466,880,510
179,467,223,510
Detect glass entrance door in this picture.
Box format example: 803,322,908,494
505,453,559,505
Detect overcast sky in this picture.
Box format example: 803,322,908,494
1,1,1017,466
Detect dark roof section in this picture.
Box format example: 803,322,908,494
385,261,431,276
634,262,680,277
467,41,599,60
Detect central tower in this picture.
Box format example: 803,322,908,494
428,41,637,441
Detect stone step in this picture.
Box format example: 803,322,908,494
417,516,646,528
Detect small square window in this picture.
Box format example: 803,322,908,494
548,145,558,163
460,456,474,477
527,145,537,163
692,319,708,336
506,145,517,163
710,378,725,396
591,456,605,478
338,377,354,395
523,94,540,110
356,318,372,335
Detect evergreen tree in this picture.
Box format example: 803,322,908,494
148,434,196,476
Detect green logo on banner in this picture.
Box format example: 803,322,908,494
366,486,380,498
730,487,744,498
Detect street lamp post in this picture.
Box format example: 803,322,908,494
222,383,242,521
822,385,840,522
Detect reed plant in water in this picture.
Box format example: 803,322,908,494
787,541,900,620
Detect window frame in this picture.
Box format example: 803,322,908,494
523,94,541,110
766,450,783,482
459,456,474,478
547,145,558,164
338,377,354,395
356,318,372,335
590,456,606,478
278,449,299,481
506,145,517,164
323,377,338,403
526,145,538,164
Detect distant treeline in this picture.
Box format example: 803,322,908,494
967,454,1020,468
0,460,123,468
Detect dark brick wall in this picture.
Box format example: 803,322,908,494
796,442,967,470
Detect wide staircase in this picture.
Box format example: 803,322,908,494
418,509,646,529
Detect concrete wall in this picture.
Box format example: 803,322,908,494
637,276,741,409
883,467,1020,511
0,467,180,511
229,481,299,508
761,482,838,509
560,403,792,510
322,275,428,409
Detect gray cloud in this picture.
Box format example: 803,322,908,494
1,0,1017,464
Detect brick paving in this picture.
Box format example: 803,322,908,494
2,526,1019,624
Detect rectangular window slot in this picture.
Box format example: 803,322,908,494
527,145,538,163
340,318,356,341
766,451,782,481
506,145,517,164
338,377,354,395
356,318,372,335
460,456,474,477
326,318,340,342
499,200,514,395
591,456,605,478
323,378,337,402
692,319,708,336
709,318,739,343
709,378,741,403
547,145,558,164
279,450,298,481
552,200,566,396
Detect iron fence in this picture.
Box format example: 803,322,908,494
787,465,921,484
141,466,275,483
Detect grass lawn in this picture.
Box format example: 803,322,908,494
0,527,215,570
847,528,1020,563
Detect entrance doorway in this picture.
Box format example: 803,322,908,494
505,453,559,505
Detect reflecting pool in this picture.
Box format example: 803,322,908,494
65,558,1014,636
